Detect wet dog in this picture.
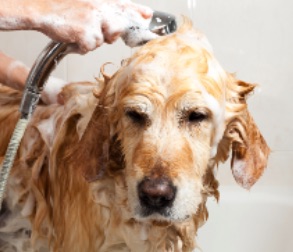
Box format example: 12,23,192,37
0,20,269,251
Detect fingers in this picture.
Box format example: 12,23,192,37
99,1,156,48
121,27,158,47
100,17,126,45
107,0,153,19
42,21,105,54
37,0,155,54
102,22,123,44
79,27,105,53
127,2,153,19
80,0,155,51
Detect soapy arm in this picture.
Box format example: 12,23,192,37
0,52,67,104
0,0,155,53
0,52,29,90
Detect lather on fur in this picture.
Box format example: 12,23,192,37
0,20,270,251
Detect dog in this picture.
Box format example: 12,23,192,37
0,20,270,252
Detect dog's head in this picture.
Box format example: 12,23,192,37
78,20,270,223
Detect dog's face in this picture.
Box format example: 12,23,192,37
81,21,269,224
0,21,269,252
110,40,225,221
95,24,223,222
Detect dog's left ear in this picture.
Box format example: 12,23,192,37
226,111,270,189
219,80,270,189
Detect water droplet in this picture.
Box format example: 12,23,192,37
187,0,197,23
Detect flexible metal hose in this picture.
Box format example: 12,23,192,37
0,42,69,210
0,119,29,207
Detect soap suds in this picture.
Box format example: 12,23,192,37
232,159,251,189
37,1,156,52
0,17,23,30
100,4,157,47
202,89,225,158
42,76,67,104
5,60,29,89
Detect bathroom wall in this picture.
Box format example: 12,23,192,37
0,0,292,190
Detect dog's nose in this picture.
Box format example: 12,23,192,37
138,177,176,210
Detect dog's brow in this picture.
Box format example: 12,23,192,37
123,101,150,114
171,91,206,108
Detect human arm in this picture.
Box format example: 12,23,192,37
0,52,66,104
0,0,156,53
0,51,29,90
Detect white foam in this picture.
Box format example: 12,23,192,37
37,114,57,148
5,60,29,89
195,83,226,158
232,159,251,189
139,224,149,241
170,176,202,221
42,76,67,104
0,17,24,30
21,192,35,217
100,4,157,47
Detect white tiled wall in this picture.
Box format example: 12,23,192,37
0,0,292,187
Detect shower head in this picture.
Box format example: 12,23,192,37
149,11,177,36
121,10,177,47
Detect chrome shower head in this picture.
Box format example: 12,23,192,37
121,10,177,47
149,11,177,36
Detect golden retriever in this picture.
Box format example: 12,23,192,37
0,20,270,252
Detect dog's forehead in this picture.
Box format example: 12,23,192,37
110,22,228,119
122,26,226,105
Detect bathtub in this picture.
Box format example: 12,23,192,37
196,185,293,252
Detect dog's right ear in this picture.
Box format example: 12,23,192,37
76,103,110,182
74,63,120,182
76,64,120,182
76,62,129,181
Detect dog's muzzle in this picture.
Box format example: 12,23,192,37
138,177,176,217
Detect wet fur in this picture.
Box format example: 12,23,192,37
0,21,269,252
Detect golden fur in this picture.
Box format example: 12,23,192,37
0,20,270,252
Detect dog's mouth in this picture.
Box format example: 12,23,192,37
139,201,172,218
136,204,191,222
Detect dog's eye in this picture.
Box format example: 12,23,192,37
125,110,148,125
187,111,207,123
179,110,208,125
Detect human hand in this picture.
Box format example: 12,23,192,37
32,0,157,53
